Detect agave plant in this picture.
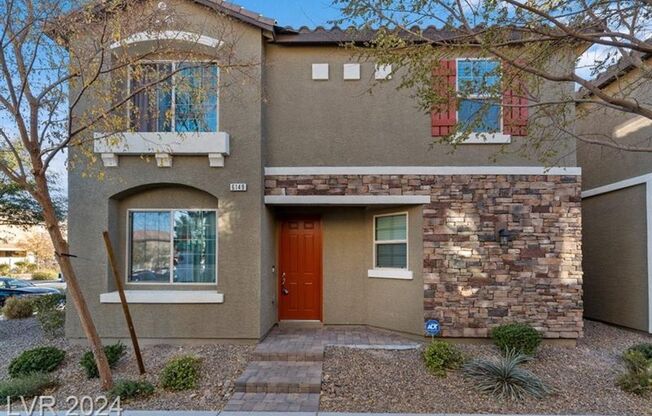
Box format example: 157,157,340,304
463,349,550,400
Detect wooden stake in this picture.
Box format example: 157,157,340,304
103,231,145,375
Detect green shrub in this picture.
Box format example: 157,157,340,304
80,342,127,379
31,270,58,280
0,264,10,274
1,296,34,319
423,341,465,376
463,349,550,400
8,347,66,378
627,343,652,361
32,294,66,338
108,379,155,400
617,350,652,396
0,373,57,402
491,323,542,356
160,356,201,391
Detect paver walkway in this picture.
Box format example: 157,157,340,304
224,326,421,412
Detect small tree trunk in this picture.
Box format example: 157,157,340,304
33,172,114,390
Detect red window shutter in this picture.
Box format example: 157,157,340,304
502,62,529,136
431,60,457,137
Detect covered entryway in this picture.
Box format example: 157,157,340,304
278,217,323,321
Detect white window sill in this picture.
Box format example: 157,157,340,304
93,132,230,167
100,290,224,304
453,133,511,144
367,268,413,280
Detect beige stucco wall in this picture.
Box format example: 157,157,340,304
263,45,577,168
583,184,649,331
66,4,268,341
66,0,584,342
270,205,424,335
577,58,652,190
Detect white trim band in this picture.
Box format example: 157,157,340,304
264,195,431,205
645,180,652,334
265,166,581,176
110,31,223,49
581,173,652,198
100,290,224,304
647,180,652,333
368,268,414,280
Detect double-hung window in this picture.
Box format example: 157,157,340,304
457,59,501,133
129,62,219,133
373,213,408,269
128,210,217,284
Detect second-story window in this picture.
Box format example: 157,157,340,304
129,62,219,133
457,59,501,133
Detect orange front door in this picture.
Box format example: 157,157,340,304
279,217,322,321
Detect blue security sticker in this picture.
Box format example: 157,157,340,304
424,319,441,336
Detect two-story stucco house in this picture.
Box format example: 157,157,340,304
66,0,583,343
578,53,652,334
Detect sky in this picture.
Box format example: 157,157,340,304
227,0,343,28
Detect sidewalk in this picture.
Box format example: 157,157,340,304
7,412,603,416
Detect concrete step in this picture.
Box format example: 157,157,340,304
224,392,320,412
234,361,322,393
254,342,325,362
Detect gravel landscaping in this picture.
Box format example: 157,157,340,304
321,320,652,415
0,317,253,411
3,317,652,414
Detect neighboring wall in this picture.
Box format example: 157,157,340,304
577,59,652,333
266,173,583,338
577,59,652,190
583,185,649,331
264,45,578,168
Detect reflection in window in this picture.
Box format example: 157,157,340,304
129,62,218,133
128,210,217,284
374,213,408,269
457,59,501,133
173,211,217,283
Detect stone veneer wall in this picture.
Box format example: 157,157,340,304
265,174,583,339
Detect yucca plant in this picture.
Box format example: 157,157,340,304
463,349,550,400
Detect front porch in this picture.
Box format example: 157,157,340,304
226,325,422,412
265,203,425,336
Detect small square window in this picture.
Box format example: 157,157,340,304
343,63,360,80
374,64,392,80
312,63,329,80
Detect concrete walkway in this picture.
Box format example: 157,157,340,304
224,326,421,412
10,412,599,416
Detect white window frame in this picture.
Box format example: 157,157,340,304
368,212,413,280
126,208,218,286
127,60,220,133
454,58,510,144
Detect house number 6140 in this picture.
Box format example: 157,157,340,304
230,183,247,192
